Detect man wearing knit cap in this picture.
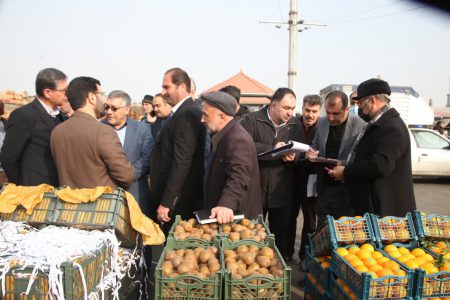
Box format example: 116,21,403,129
201,91,262,223
328,78,416,217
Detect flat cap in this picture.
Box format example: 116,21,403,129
352,78,391,100
200,91,237,116
142,95,153,104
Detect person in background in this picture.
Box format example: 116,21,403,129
50,76,134,189
200,91,262,223
306,91,366,228
1,68,67,186
329,78,417,217
219,85,250,120
241,87,298,260
150,68,205,232
287,94,322,266
141,95,157,125
151,93,172,139
60,100,74,120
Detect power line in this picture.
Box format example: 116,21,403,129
276,0,284,21
324,0,405,22
330,5,427,24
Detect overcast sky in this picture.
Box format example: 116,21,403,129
0,0,449,108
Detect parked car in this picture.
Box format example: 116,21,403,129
409,128,450,177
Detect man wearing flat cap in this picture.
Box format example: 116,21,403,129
328,78,416,217
201,91,262,223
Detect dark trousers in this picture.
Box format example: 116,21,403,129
264,206,290,259
316,184,354,230
287,196,317,260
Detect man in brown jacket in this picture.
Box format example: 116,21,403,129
201,91,262,223
50,76,134,189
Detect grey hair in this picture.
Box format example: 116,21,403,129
303,94,323,107
107,90,131,106
374,94,391,103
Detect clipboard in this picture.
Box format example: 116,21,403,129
309,157,339,167
258,140,310,158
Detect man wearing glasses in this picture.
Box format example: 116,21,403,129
1,68,68,186
50,77,134,189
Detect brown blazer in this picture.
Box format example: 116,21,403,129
204,120,262,220
50,111,134,189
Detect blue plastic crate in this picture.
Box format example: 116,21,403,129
309,213,376,257
305,273,328,300
331,244,414,299
328,274,359,300
413,211,450,241
379,241,450,299
371,213,418,246
304,245,331,290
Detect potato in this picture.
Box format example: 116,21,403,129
177,263,191,274
171,256,182,268
259,247,274,259
236,245,249,255
237,266,248,277
231,224,245,232
209,223,218,230
253,235,262,242
240,218,251,227
232,273,243,280
269,266,283,277
270,256,279,267
174,225,185,233
201,234,212,241
248,245,259,253
222,224,231,233
240,229,253,240
187,218,198,227
247,262,259,273
229,232,240,242
199,250,213,263
194,247,203,258
175,249,185,256
247,222,255,230
225,256,236,264
227,262,239,273
209,246,218,255
255,224,263,230
199,265,210,276
165,250,176,261
181,222,193,232
162,261,173,276
256,255,271,268
241,252,256,265
224,249,237,258
258,268,269,275
209,262,220,273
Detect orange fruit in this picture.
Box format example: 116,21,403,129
356,250,372,260
360,244,375,253
405,260,420,269
344,254,358,262
397,256,409,264
440,262,450,272
321,261,331,269
363,257,377,267
425,266,439,274
336,247,349,258
371,251,383,259
376,268,393,278
403,253,416,260
369,264,383,272
393,269,406,276
348,246,360,254
398,247,410,255
420,262,435,269
387,251,402,259
355,265,369,273
349,258,364,268
437,241,448,249
376,257,390,265
418,253,434,263
428,245,441,254
411,248,425,257
382,260,400,271
384,245,398,252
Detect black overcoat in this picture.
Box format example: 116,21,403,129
344,108,416,216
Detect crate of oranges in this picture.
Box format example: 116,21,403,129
423,240,450,258
331,243,414,299
304,272,328,300
371,213,418,245
381,243,450,299
304,245,331,291
309,214,375,257
414,211,450,241
328,275,359,300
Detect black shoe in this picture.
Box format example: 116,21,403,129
284,256,293,262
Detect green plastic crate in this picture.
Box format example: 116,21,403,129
331,244,414,299
0,243,112,300
309,213,375,257
51,188,140,248
0,183,57,227
414,211,450,241
304,245,331,291
154,238,222,300
222,238,291,300
304,272,328,300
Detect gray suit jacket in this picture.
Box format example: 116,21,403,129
311,113,366,192
113,118,154,216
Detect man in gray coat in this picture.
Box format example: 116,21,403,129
306,91,366,227
201,91,262,223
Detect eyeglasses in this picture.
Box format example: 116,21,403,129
53,88,68,93
104,104,127,112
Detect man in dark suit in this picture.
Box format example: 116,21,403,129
151,93,172,139
1,68,68,186
151,68,206,232
329,79,416,217
103,90,154,214
50,77,134,189
306,91,366,228
201,91,262,223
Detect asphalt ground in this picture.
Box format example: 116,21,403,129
147,178,450,300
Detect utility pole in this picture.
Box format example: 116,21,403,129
261,0,326,93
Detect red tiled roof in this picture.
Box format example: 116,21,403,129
204,70,274,105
